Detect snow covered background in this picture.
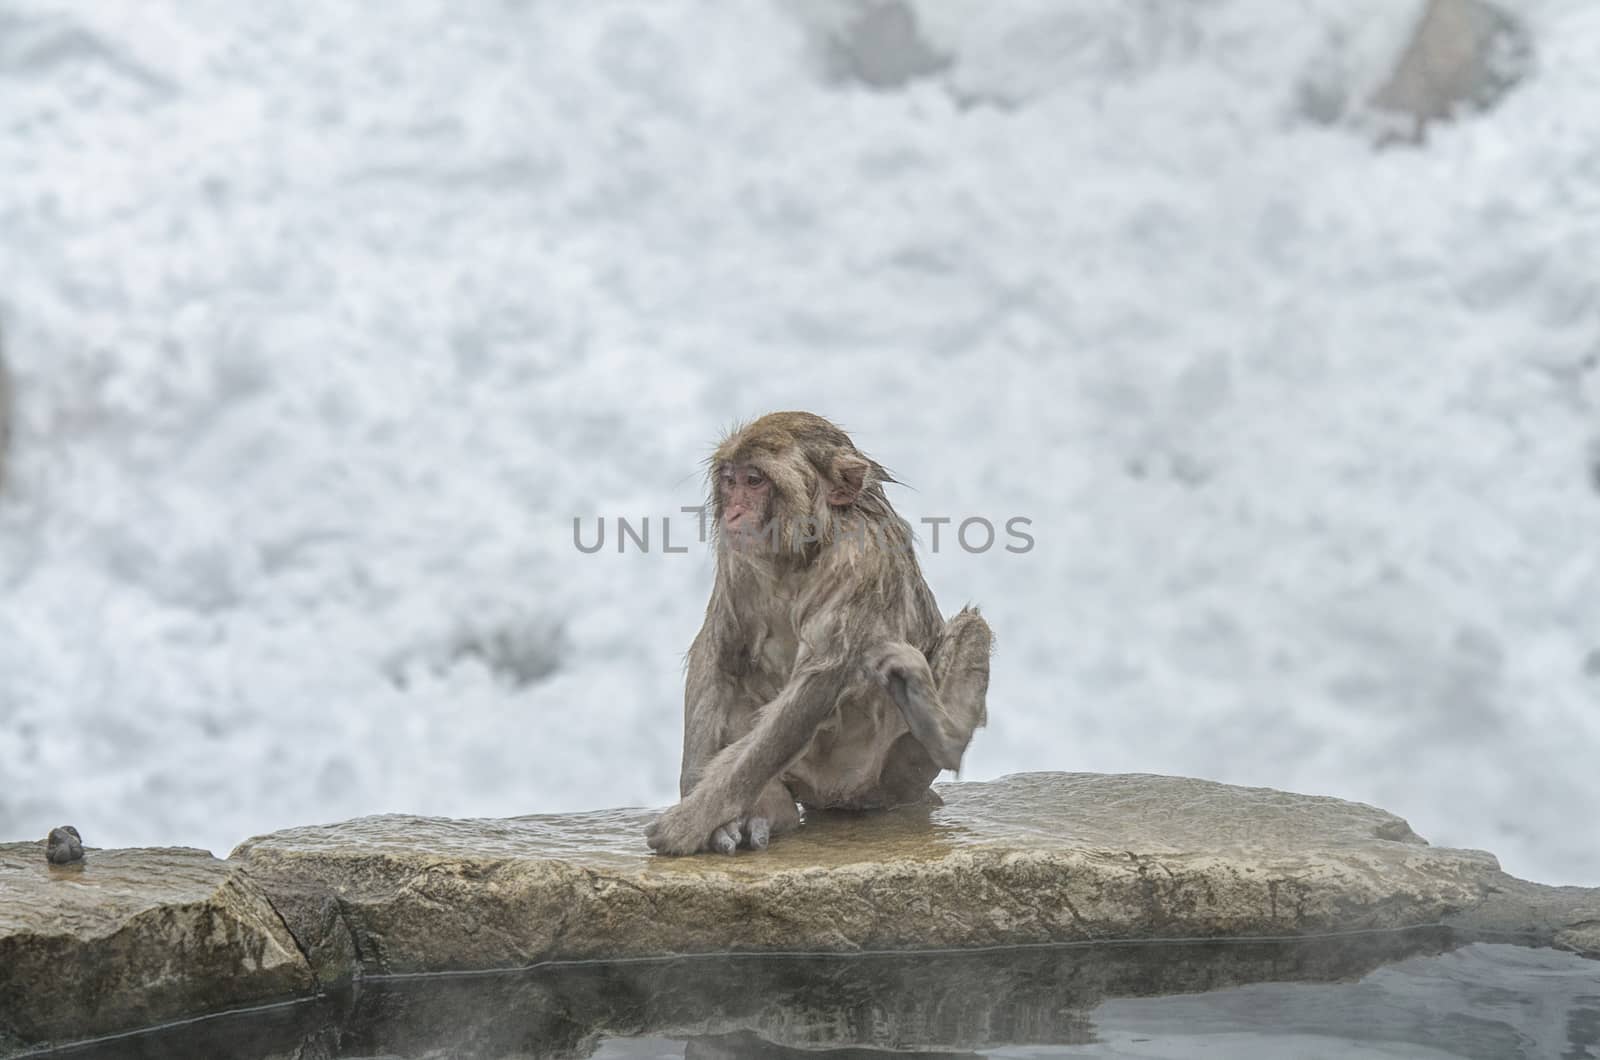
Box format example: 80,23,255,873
1,0,1596,884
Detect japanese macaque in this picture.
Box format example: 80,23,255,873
645,412,992,856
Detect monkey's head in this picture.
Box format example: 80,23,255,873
708,412,889,557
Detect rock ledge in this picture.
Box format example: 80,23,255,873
4,772,1596,1054
232,772,1502,980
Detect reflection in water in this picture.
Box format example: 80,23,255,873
34,933,1600,1060
683,1033,976,1059
1074,944,1600,1060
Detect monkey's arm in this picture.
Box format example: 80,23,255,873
680,627,735,798
648,637,849,856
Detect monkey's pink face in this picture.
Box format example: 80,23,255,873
719,463,771,547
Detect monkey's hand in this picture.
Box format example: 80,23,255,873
645,792,737,856
646,784,796,858
872,642,966,771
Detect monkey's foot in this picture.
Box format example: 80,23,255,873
706,779,803,853
710,817,769,854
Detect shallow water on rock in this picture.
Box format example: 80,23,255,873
33,933,1600,1060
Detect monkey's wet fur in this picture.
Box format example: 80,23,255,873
647,412,991,856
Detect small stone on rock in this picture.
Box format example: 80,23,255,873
46,826,83,865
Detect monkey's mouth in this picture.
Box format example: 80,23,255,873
723,522,772,552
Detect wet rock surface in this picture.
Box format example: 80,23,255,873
5,773,1599,1056
230,772,1506,978
0,844,312,1047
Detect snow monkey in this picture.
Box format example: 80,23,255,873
645,411,992,856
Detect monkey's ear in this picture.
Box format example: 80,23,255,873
826,453,869,507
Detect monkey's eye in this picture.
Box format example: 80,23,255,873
745,471,766,488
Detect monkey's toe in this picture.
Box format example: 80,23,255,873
711,824,739,855
746,818,771,851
